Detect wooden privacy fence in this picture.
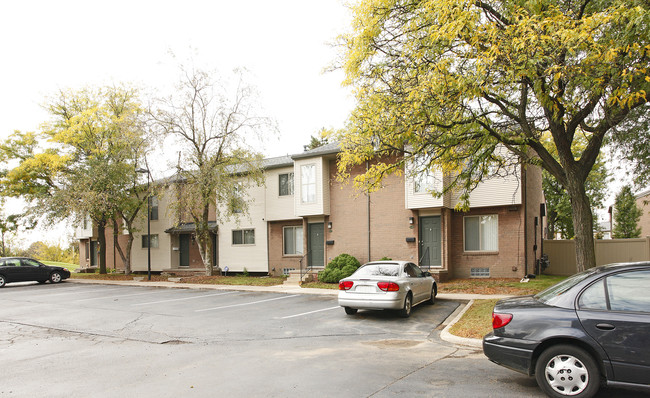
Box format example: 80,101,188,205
544,237,650,276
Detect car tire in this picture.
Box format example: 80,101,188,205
426,285,436,305
399,293,412,318
0,274,5,288
535,344,600,398
344,307,358,315
50,272,63,284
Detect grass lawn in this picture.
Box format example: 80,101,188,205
438,274,566,295
41,260,80,273
448,299,499,339
71,272,287,286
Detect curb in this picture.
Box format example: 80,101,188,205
439,299,484,349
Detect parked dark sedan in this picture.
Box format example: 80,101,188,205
483,262,650,398
0,257,71,287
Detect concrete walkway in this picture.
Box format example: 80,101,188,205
68,278,511,348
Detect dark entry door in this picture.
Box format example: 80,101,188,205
308,223,324,268
179,234,190,267
90,241,99,267
419,216,441,267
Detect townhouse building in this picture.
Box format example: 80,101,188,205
77,143,544,280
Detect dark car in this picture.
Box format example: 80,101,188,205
0,257,71,287
483,262,650,398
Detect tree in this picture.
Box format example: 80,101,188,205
542,135,609,239
0,86,149,274
150,68,274,276
305,128,330,150
337,0,649,272
612,185,642,238
0,202,19,257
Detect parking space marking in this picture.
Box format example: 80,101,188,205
29,287,126,297
280,306,340,319
195,294,299,312
132,291,237,306
72,290,169,302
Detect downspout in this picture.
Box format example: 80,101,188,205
523,163,528,277
367,160,371,263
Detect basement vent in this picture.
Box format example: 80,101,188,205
470,267,490,278
282,268,296,276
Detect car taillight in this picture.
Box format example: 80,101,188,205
339,280,354,290
492,312,513,329
377,282,400,292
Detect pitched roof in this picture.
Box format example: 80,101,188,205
291,141,341,160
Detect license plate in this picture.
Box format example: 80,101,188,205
355,285,375,293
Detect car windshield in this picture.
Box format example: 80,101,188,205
353,263,400,277
534,268,598,304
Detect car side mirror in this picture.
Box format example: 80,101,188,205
423,272,431,277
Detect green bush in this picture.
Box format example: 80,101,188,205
318,253,361,283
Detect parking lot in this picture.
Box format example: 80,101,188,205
1,282,645,397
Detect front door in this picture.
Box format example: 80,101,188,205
419,216,441,267
179,234,190,267
308,223,324,268
90,241,99,267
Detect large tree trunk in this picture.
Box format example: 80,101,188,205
566,180,596,272
97,219,108,274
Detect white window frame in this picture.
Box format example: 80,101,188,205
463,215,498,252
232,229,255,245
301,164,316,204
279,172,294,196
283,226,303,256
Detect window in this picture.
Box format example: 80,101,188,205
279,173,294,196
578,280,607,310
283,226,303,255
232,229,255,245
414,171,435,193
464,215,498,252
606,270,650,312
149,196,159,220
470,267,491,278
301,164,316,203
142,234,159,248
230,183,243,214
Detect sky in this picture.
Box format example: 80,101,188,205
0,0,356,247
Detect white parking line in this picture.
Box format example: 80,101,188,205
195,294,299,312
132,291,236,306
35,287,125,297
280,306,340,319
72,290,168,302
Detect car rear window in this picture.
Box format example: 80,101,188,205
353,263,400,277
534,268,597,304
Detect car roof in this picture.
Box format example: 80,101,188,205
363,261,411,266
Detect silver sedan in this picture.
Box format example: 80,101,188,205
338,261,437,317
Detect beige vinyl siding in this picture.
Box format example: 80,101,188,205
265,166,299,221
405,168,449,209
132,185,176,271
218,183,269,273
294,157,329,216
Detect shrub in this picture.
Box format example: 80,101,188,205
242,267,249,277
318,253,361,283
379,256,392,261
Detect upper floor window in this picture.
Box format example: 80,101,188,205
230,183,243,214
301,164,316,203
414,171,435,193
232,229,255,245
149,196,159,220
464,215,498,252
279,172,294,196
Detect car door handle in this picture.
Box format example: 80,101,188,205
596,323,615,331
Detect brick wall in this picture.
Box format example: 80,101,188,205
327,159,417,265
268,220,304,276
450,206,525,278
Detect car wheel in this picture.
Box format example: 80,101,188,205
426,285,436,305
399,293,412,318
0,275,5,288
344,307,358,315
535,345,600,398
50,272,63,284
